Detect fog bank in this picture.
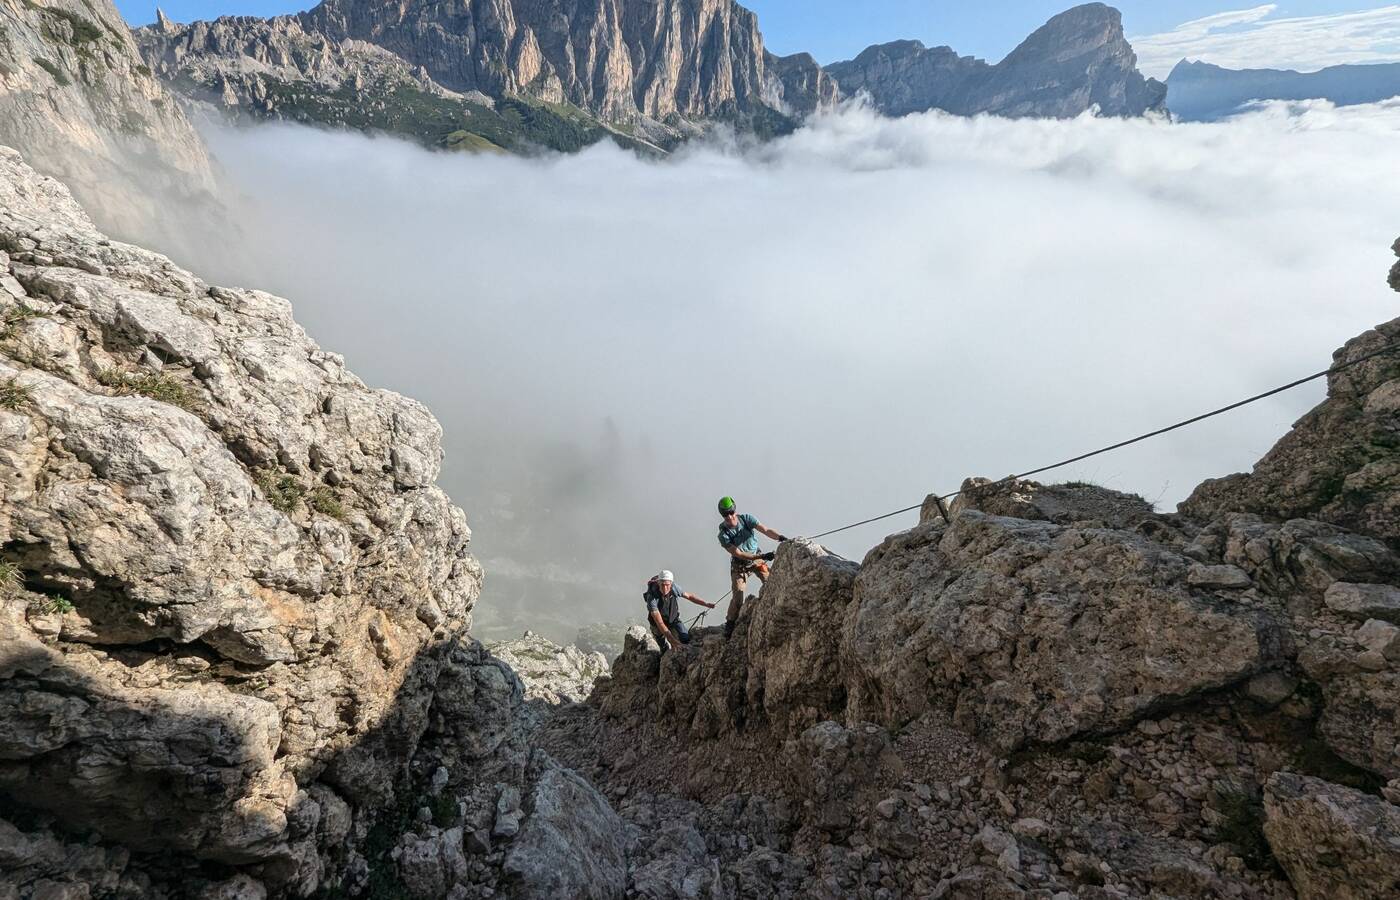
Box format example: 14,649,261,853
145,99,1400,642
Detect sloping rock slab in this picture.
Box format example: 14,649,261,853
844,512,1284,751
502,750,627,900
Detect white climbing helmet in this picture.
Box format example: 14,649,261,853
657,570,674,583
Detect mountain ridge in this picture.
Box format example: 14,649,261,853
135,1,1167,154
1166,58,1400,121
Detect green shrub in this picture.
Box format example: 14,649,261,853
29,594,73,615
255,469,304,513
428,793,458,827
0,378,31,410
33,57,70,86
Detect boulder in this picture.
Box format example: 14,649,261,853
1326,582,1400,623
1263,772,1400,900
844,512,1282,750
743,540,859,734
1314,671,1400,779
502,751,627,900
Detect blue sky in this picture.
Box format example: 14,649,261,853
119,1,1400,74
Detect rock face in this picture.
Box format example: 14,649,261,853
137,0,830,151
1263,772,1400,900
0,0,215,239
0,147,630,899
845,509,1280,751
827,3,1167,119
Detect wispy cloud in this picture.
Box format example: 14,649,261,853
1132,4,1400,79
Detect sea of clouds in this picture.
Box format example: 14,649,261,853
143,98,1400,640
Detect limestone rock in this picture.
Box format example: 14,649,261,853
138,0,836,149
844,511,1281,751
502,751,628,900
1312,671,1400,778
1326,582,1400,623
0,146,482,893
743,539,859,734
1263,772,1400,900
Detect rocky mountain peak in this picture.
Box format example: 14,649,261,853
827,2,1166,119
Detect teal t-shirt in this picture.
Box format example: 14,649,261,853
718,513,761,555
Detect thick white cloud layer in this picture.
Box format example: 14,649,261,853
151,100,1400,639
1133,4,1400,79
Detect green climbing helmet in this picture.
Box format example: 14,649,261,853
718,496,736,514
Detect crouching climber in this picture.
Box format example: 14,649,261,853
644,570,715,653
716,496,788,638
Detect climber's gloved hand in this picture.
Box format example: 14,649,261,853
760,551,776,562
776,534,790,543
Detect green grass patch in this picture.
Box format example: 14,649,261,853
254,469,305,514
29,594,74,615
33,57,70,86
442,129,505,153
0,378,32,411
134,63,151,78
97,369,195,410
309,486,345,519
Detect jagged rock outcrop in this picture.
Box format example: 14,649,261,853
0,0,215,239
0,147,627,899
827,3,1167,119
488,630,608,706
1183,308,1400,551
1263,772,1400,900
845,508,1282,751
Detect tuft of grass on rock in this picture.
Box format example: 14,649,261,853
97,368,194,410
0,378,32,410
0,561,22,597
0,306,42,341
255,469,304,514
309,485,346,519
